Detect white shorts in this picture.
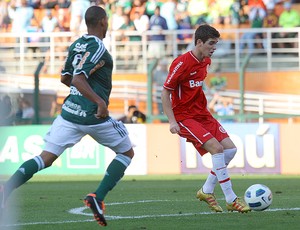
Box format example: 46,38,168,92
44,115,132,156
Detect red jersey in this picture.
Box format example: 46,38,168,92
248,0,266,10
163,51,211,121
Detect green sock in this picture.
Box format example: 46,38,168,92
4,156,45,198
95,154,131,201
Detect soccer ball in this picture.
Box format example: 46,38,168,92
244,184,273,211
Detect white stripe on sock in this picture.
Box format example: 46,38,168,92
115,154,131,167
33,156,45,171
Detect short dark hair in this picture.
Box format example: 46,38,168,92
194,24,220,46
85,6,107,27
128,105,137,111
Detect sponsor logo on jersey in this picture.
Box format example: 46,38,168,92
62,101,87,117
62,104,87,117
167,61,183,84
70,86,83,96
74,43,88,52
189,80,203,88
190,71,197,75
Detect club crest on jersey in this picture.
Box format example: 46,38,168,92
189,80,203,88
219,126,227,133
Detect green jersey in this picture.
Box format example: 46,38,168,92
61,35,113,125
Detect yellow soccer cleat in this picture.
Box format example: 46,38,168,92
226,197,251,213
196,188,223,212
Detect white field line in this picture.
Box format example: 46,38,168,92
1,200,300,227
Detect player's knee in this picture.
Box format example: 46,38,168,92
40,151,58,168
224,148,237,165
210,145,224,154
42,158,55,168
44,160,53,168
203,139,224,154
123,148,134,159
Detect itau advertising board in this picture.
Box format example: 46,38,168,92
180,123,280,174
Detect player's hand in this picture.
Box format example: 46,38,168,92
94,103,109,119
169,122,180,134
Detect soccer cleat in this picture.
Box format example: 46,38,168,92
226,197,251,213
84,193,107,226
196,188,223,212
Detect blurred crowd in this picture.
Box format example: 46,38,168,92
1,0,300,37
1,0,300,60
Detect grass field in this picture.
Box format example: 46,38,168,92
1,174,300,230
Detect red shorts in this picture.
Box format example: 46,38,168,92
178,116,229,156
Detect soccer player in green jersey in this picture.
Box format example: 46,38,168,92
0,6,134,226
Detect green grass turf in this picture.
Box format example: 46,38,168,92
1,174,300,230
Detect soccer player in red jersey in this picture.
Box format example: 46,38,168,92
161,24,250,213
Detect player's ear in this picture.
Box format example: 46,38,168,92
100,16,108,26
196,39,203,46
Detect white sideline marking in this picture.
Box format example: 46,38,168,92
68,200,170,217
1,199,300,227
69,206,300,219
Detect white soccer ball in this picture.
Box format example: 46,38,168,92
244,184,273,211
